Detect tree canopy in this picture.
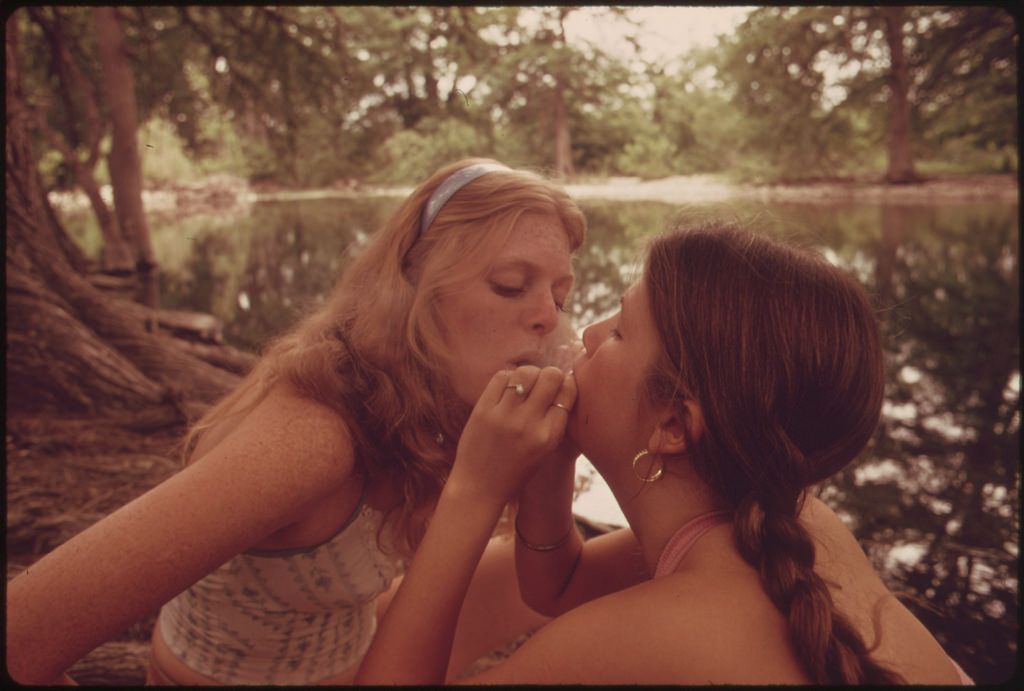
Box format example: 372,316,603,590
12,6,1018,186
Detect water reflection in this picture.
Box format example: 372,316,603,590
63,195,1018,682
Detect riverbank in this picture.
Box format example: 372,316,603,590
47,173,1019,219
565,173,1020,204
254,173,1019,205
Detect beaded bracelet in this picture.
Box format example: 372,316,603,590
514,518,575,551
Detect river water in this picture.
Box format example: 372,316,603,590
62,190,1018,682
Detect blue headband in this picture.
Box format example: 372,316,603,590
419,162,510,237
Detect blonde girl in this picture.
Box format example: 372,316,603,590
6,158,586,685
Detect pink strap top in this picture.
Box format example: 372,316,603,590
654,510,732,578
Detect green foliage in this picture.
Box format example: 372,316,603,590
372,117,494,184
37,148,74,191
15,5,1017,193
137,118,202,185
570,98,649,176
713,6,1017,181
909,8,1017,152
917,141,1019,176
614,127,678,180
134,115,253,186
490,122,540,171
476,7,641,175
644,59,753,176
714,8,868,180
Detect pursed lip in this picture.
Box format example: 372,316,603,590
508,350,544,368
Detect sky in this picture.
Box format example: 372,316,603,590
563,6,756,67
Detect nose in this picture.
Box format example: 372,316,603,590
528,293,560,335
581,316,609,355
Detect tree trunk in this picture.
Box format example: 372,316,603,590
92,7,157,271
40,176,92,275
552,9,575,179
882,7,920,184
28,6,134,272
552,77,575,179
7,15,244,419
37,117,136,273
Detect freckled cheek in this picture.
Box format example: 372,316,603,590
455,308,498,342
476,322,508,356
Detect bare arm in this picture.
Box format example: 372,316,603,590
513,444,586,612
357,479,505,684
517,524,649,616
355,366,574,685
5,385,357,684
514,446,648,616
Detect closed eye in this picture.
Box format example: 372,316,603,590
492,283,525,298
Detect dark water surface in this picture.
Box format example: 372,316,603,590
66,195,1019,682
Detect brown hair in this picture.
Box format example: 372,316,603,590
643,224,901,683
182,158,586,554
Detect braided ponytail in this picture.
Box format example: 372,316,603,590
734,495,904,684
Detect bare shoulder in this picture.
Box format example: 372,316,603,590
205,379,357,481
463,574,804,684
801,494,857,537
458,583,655,684
800,496,963,684
175,379,363,544
250,379,355,446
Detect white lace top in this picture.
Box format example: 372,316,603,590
157,499,405,684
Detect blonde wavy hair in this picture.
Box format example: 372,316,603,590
181,158,587,555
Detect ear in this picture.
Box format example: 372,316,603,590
647,400,704,456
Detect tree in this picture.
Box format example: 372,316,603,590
906,7,1017,169
549,7,576,178
714,7,866,181
351,6,510,180
17,7,159,274
7,14,249,422
21,7,135,273
481,7,633,176
881,6,919,182
92,7,157,270
714,6,1017,181
7,7,257,528
15,6,657,187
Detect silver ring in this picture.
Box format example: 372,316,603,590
552,402,570,412
506,383,525,396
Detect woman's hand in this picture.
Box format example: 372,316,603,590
355,365,575,685
447,365,577,508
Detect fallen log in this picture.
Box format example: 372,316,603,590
153,308,224,343
66,637,152,686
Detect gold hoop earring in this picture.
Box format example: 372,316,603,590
632,449,663,483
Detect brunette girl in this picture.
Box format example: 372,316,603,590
355,224,972,685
